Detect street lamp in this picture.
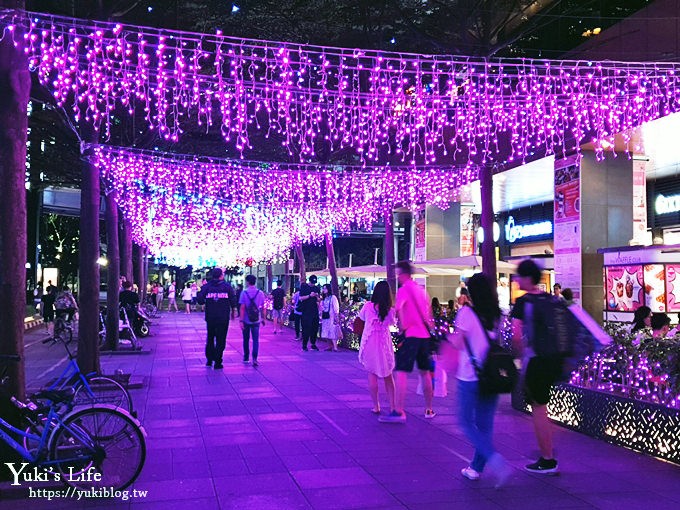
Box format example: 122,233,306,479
96,257,108,267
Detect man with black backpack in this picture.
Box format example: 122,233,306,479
239,274,265,366
511,259,563,475
197,268,235,369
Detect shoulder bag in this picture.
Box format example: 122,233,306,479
462,311,518,396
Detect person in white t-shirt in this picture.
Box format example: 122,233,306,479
167,281,178,312
450,272,511,486
181,283,193,314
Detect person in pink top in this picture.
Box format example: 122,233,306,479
379,260,435,423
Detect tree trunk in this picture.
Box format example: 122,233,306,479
77,126,101,374
295,244,306,283
105,193,119,350
266,263,273,293
283,252,292,295
119,217,133,284
325,234,339,298
384,211,397,296
142,248,149,302
0,0,29,399
480,165,497,280
133,243,143,293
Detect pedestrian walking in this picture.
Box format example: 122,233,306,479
271,281,286,334
234,284,244,318
190,281,198,311
151,282,159,308
299,275,321,351
319,284,340,351
197,268,235,369
511,259,561,474
33,282,43,313
167,281,179,312
291,287,302,339
358,281,396,415
450,273,511,486
181,283,193,314
42,284,57,335
239,274,265,366
379,261,435,423
157,283,164,311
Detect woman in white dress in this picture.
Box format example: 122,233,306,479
358,281,396,415
319,284,341,351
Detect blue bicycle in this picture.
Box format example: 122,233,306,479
40,333,134,414
0,355,146,491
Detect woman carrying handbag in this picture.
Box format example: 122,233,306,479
319,284,341,351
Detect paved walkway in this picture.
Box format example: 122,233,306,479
2,311,679,509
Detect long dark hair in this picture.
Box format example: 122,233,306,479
631,306,651,332
371,281,393,321
466,273,500,332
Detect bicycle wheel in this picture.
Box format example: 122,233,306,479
73,376,134,414
49,405,146,491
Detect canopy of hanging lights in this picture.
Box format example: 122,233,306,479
4,10,679,167
92,145,473,265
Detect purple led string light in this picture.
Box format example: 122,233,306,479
4,10,680,165
93,145,474,265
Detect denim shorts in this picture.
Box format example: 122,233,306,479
395,337,432,373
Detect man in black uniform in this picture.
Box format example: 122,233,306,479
299,275,320,351
197,268,235,369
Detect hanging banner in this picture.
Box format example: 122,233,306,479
554,155,582,302
414,206,427,262
632,159,647,244
459,204,475,256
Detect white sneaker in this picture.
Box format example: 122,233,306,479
461,466,480,480
487,453,512,488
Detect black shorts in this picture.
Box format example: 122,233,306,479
524,356,563,406
395,337,432,373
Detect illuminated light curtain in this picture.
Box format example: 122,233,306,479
2,11,680,165
93,145,475,266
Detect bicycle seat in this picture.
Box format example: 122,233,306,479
32,388,75,404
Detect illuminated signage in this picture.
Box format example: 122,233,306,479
505,216,553,243
655,193,680,215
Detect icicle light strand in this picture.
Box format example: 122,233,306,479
4,10,680,164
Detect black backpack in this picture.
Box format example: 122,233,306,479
244,290,261,322
462,311,518,396
523,293,593,380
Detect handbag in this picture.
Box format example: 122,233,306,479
462,311,518,396
352,317,365,336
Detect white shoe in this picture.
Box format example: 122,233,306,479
461,466,480,480
487,453,512,488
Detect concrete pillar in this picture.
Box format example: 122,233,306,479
554,151,634,324
424,203,462,302
581,151,634,322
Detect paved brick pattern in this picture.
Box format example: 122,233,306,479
2,312,679,509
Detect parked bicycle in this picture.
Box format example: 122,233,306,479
0,355,146,491
46,310,75,345
40,334,134,414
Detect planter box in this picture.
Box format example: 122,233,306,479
512,383,680,465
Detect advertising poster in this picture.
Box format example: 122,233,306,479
554,155,581,302
666,265,680,312
459,205,475,256
643,264,666,312
605,265,644,311
414,206,426,262
632,159,648,243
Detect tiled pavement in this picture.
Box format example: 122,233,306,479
2,312,679,509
